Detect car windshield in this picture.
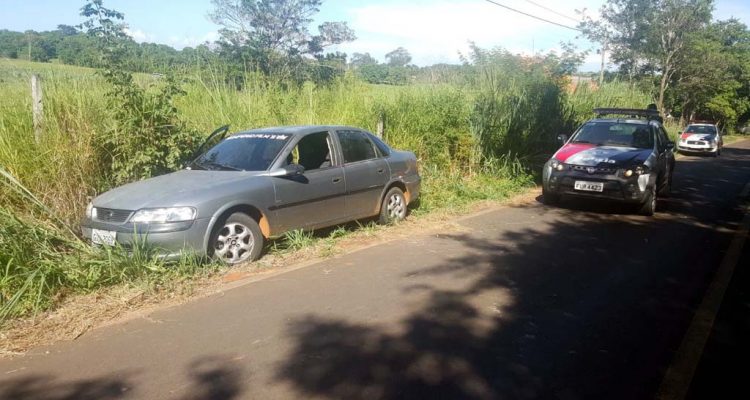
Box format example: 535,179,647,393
571,122,654,149
685,125,716,134
192,133,291,171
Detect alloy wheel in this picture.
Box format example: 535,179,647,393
214,222,255,264
387,193,406,220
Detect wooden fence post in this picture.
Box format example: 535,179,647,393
376,111,386,138
31,74,43,144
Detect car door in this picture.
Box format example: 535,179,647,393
655,124,673,189
336,130,390,219
271,131,346,232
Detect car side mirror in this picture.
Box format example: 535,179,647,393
270,163,305,177
557,134,569,145
666,142,675,150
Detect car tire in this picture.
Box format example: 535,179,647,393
542,187,560,206
638,186,657,216
379,187,407,224
209,212,264,264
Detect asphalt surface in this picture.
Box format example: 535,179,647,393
1,140,749,400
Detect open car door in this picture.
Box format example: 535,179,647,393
191,125,231,162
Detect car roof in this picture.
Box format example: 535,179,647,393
686,123,716,127
587,118,653,125
234,125,366,136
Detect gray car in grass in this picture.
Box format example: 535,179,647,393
81,125,421,263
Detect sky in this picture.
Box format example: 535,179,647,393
1,0,749,71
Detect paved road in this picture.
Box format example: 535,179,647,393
2,140,749,400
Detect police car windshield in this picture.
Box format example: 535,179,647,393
685,125,716,134
572,122,654,149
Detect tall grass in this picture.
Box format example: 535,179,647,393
0,57,652,321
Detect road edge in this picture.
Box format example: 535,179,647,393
656,181,750,400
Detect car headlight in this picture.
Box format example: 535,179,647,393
550,159,565,171
86,202,97,219
129,207,197,223
624,165,649,177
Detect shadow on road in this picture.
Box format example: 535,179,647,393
273,145,750,399
0,354,246,400
0,371,135,400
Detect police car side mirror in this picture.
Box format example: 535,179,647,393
557,134,569,145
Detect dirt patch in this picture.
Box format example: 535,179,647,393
0,187,541,357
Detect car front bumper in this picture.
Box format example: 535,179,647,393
81,217,212,259
544,167,653,204
678,142,718,153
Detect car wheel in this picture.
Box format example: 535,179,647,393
542,187,560,206
638,185,657,216
210,212,263,264
379,187,407,224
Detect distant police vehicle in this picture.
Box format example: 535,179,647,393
677,122,722,156
542,108,676,216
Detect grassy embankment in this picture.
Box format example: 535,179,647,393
0,58,652,323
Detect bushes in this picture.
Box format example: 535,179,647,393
102,73,201,185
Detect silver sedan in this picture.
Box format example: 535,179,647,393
82,126,421,263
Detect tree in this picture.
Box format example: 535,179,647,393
580,0,713,114
56,24,79,36
672,19,750,128
350,52,378,68
209,0,355,77
579,0,654,83
649,0,713,115
79,0,200,184
385,47,411,67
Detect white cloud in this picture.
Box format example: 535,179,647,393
166,31,221,49
330,0,602,66
125,27,219,49
124,27,156,43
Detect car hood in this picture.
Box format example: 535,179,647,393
93,169,267,210
553,143,653,167
681,133,716,141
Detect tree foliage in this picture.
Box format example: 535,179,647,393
385,47,412,67
580,0,749,130
80,0,200,185
209,0,355,80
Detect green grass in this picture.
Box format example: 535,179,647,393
0,57,653,323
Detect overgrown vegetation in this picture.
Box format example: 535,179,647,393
0,0,657,325
579,0,750,130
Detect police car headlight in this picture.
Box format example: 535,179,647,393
550,159,565,171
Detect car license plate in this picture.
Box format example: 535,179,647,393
91,229,117,246
574,181,604,192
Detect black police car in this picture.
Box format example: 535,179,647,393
542,108,676,216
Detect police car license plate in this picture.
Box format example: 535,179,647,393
574,181,604,192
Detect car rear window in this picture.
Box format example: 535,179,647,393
338,130,378,163
571,122,654,149
685,125,716,134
